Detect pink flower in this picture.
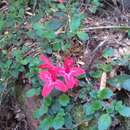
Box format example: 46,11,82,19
39,68,67,97
58,57,85,89
58,0,64,3
38,55,55,69
38,55,86,97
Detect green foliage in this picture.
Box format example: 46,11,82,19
33,104,48,119
97,64,113,72
115,101,130,117
90,70,102,78
38,117,53,130
38,112,65,130
97,88,113,100
0,20,5,31
122,79,130,91
33,98,52,119
52,112,65,129
103,47,114,58
58,94,70,106
77,31,89,41
26,88,36,97
84,100,102,116
98,114,112,130
89,0,102,13
108,74,130,89
128,29,130,38
69,14,82,32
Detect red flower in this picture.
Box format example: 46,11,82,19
58,57,85,89
39,68,67,97
38,55,85,97
38,55,55,69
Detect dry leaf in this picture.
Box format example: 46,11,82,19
100,72,107,90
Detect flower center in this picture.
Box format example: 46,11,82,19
49,69,57,81
65,65,70,73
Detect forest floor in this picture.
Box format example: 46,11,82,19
0,0,130,130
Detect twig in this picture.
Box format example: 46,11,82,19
91,40,107,54
60,120,88,130
56,25,130,35
33,0,38,12
82,25,130,31
87,38,108,69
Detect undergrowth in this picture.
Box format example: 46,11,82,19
0,0,130,130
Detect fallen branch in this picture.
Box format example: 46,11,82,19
82,25,130,31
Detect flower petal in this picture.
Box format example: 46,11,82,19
64,57,74,69
57,68,78,89
71,67,85,77
38,64,50,69
57,68,66,75
65,76,78,89
39,55,51,64
58,0,64,3
54,80,68,92
39,71,52,82
42,83,54,97
39,55,57,70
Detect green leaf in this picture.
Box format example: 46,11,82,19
53,42,62,51
77,31,89,41
50,101,62,114
52,114,64,129
64,114,73,128
115,101,130,117
32,23,44,37
90,70,102,79
46,48,52,54
106,100,116,113
62,43,71,51
98,64,112,72
39,117,53,130
122,79,130,91
89,0,101,13
119,106,130,117
0,84,4,93
43,31,56,40
33,105,48,119
98,114,112,130
32,23,44,30
33,97,52,119
91,100,102,111
44,97,52,107
20,59,29,65
77,74,86,79
83,100,102,116
89,6,98,14
97,88,113,100
0,20,5,31
58,94,70,106
115,101,123,112
102,47,114,58
128,29,130,38
107,74,130,89
32,23,56,39
26,88,36,97
83,103,95,116
69,15,81,32
46,19,63,31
